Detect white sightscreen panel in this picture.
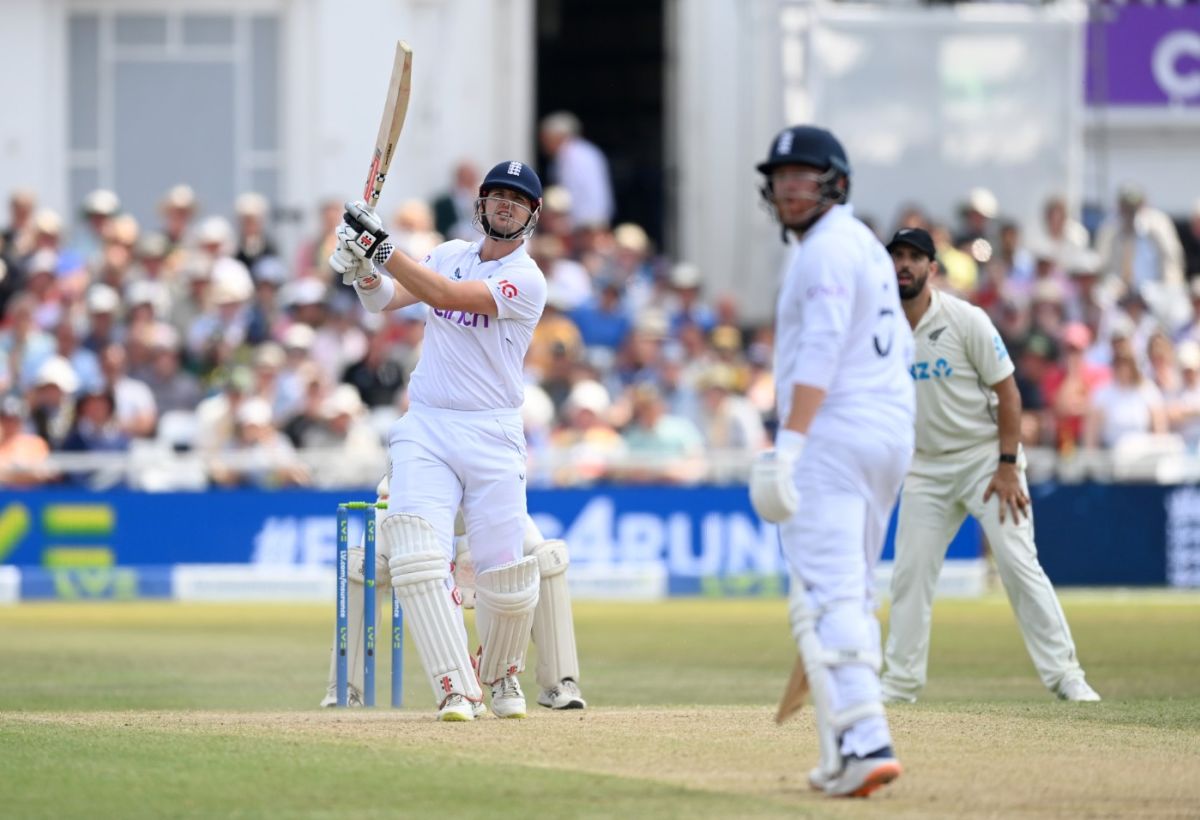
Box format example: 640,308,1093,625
798,16,1079,233
68,15,100,152
114,62,236,225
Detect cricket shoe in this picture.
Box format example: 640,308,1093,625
490,675,527,719
1057,677,1101,702
320,683,364,708
807,766,836,792
824,746,902,798
437,693,478,722
537,678,587,710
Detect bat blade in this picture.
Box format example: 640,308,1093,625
363,40,413,208
774,654,810,725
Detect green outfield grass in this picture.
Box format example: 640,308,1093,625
1,591,1198,818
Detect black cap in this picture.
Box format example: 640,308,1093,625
886,228,936,260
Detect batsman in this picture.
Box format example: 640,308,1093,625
320,475,586,712
328,160,572,721
881,227,1100,704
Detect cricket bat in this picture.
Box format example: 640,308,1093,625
363,41,414,208
775,654,810,725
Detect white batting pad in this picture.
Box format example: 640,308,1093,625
474,556,540,685
325,546,390,701
383,514,481,704
528,540,580,690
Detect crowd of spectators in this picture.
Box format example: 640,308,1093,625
1,155,1198,489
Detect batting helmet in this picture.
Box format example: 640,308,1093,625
756,125,851,181
479,161,543,203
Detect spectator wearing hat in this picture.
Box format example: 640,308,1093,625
697,363,766,481
954,186,1000,253
598,222,657,313
22,249,65,331
526,281,584,380
281,364,330,447
1043,322,1111,452
90,214,139,297
158,184,198,253
550,379,625,485
139,324,201,415
195,365,256,453
245,256,288,345
1027,195,1090,274
301,384,387,487
536,185,575,248
666,262,716,336
1095,185,1186,328
233,192,278,273
0,395,53,487
430,160,481,242
186,257,254,377
2,189,36,266
294,198,343,283
930,222,978,296
539,111,614,232
614,382,705,485
1014,332,1057,447
611,309,668,392
28,355,80,449
209,396,310,488
81,283,123,354
1167,340,1200,451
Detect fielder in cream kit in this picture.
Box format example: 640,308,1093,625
881,227,1100,703
330,160,584,720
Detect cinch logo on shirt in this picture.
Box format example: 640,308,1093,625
432,307,490,329
910,359,953,380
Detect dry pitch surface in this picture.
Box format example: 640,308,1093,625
2,595,1198,818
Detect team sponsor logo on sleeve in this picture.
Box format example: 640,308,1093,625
498,279,519,298
805,284,848,300
993,334,1009,361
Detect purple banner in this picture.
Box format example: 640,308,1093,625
1086,6,1200,106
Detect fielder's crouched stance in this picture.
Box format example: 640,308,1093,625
322,479,586,712
750,125,914,798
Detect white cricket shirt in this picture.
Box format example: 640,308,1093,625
909,288,1015,455
407,239,547,411
774,205,916,439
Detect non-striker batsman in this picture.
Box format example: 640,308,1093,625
750,125,914,798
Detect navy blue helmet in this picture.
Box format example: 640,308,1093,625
756,125,851,181
479,161,543,204
474,161,543,240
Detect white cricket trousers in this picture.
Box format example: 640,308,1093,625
883,440,1083,698
779,432,912,757
387,403,528,574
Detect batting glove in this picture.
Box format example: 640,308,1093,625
330,225,380,287
749,430,805,523
342,200,391,262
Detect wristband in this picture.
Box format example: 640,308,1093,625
354,273,395,313
999,453,1017,464
373,241,395,266
776,428,807,459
